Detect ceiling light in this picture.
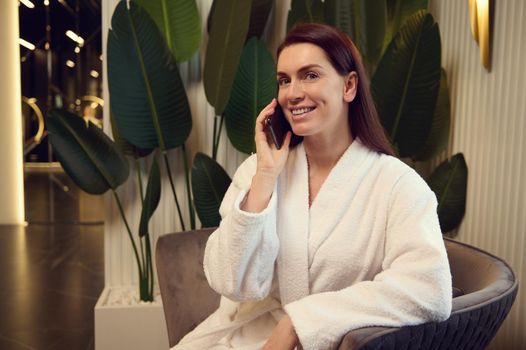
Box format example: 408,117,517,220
66,30,85,46
19,38,35,50
90,70,99,78
44,0,49,6
74,46,80,53
19,0,35,9
66,60,75,68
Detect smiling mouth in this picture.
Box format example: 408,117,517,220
290,107,316,117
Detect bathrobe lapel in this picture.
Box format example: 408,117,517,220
277,144,310,305
307,139,375,264
277,140,375,305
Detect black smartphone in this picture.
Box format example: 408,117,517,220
265,104,291,149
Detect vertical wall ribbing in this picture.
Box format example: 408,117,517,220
430,0,526,347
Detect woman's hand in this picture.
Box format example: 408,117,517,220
254,98,292,181
241,99,292,213
262,315,299,350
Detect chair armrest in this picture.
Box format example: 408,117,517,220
338,326,399,349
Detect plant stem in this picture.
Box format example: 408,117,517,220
212,114,224,160
112,190,143,278
163,152,186,231
139,273,152,302
135,160,146,272
181,143,195,229
136,158,145,204
217,113,224,149
146,234,154,297
212,115,218,159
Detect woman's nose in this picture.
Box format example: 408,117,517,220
286,80,304,101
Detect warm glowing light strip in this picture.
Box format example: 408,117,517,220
65,30,85,46
19,38,35,50
468,0,491,70
19,0,35,9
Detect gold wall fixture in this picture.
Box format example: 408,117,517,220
468,0,492,70
22,97,45,144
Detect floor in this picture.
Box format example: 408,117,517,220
0,168,104,350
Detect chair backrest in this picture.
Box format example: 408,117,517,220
445,238,517,313
156,228,219,347
350,238,518,349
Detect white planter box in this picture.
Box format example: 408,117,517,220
95,287,169,350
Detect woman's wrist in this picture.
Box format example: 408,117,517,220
240,174,276,213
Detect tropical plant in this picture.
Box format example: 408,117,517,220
193,0,275,227
47,109,161,301
48,0,202,302
107,0,197,231
46,0,277,300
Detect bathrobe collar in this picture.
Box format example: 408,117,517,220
277,138,376,305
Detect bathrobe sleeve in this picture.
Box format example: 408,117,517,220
284,170,453,350
203,155,280,302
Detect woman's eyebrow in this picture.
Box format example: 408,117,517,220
277,64,324,76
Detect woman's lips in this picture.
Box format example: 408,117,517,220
290,107,316,121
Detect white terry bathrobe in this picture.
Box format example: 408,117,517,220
173,139,452,350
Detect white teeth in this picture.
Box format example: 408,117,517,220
291,107,314,115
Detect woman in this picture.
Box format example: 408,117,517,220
173,23,452,350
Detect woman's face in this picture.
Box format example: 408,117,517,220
276,43,357,141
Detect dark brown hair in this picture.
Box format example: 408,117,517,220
277,23,394,156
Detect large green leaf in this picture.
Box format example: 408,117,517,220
324,0,387,74
204,0,252,116
287,0,325,31
110,110,153,159
355,0,387,73
246,0,273,40
415,69,451,161
139,157,161,237
224,38,276,154
207,0,273,42
324,0,354,38
107,1,192,151
135,0,201,62
206,0,216,34
384,0,429,52
427,153,468,233
191,152,232,228
47,109,129,195
371,11,441,158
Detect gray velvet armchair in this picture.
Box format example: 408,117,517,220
156,228,517,349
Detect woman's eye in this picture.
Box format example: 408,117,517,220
305,72,319,80
277,78,290,86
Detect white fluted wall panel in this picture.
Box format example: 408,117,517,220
101,0,292,289
430,1,526,348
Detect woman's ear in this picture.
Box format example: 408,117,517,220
343,71,358,103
